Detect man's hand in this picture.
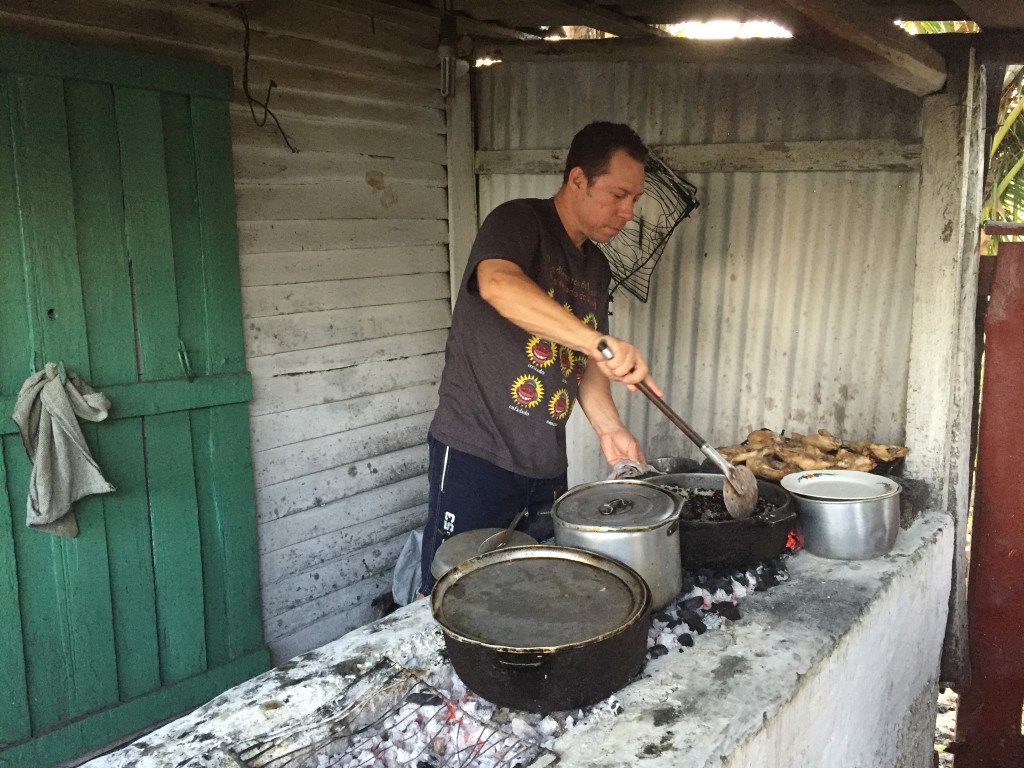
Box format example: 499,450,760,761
593,336,662,396
598,425,646,464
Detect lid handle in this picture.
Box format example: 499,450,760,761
598,498,633,516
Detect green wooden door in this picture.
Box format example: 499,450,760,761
0,33,268,767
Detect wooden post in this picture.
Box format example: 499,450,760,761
954,240,1024,766
903,49,985,686
445,58,477,310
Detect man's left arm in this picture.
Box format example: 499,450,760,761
577,362,645,464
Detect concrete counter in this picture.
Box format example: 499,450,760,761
86,511,952,768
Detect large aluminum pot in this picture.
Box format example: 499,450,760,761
551,480,682,608
790,491,901,559
780,471,902,559
431,545,650,712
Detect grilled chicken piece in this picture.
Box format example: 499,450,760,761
746,455,798,481
793,429,841,453
868,443,909,462
745,429,778,449
720,447,762,464
833,449,876,472
776,445,833,471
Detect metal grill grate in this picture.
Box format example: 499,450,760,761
598,153,699,303
213,659,556,768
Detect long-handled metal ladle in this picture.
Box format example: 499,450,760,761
477,507,528,554
597,340,759,520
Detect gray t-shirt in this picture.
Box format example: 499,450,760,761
429,198,611,478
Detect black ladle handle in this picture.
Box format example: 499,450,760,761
596,339,730,474
596,339,707,447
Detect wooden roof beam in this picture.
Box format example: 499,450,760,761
735,0,948,96
472,35,816,65
506,0,672,37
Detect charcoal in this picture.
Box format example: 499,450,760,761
653,610,673,623
681,595,705,612
704,576,732,593
712,602,741,621
679,633,694,647
681,610,707,634
406,691,443,706
648,644,669,659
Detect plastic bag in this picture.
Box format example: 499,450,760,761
607,459,657,480
391,529,423,606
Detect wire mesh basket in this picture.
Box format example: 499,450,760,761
598,153,699,302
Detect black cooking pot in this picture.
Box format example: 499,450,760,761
644,473,795,569
431,545,650,712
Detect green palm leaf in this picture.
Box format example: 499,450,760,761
983,66,1024,242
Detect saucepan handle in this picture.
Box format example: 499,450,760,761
496,654,545,669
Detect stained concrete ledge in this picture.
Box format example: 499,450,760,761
86,511,952,768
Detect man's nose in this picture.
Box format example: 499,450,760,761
620,199,636,220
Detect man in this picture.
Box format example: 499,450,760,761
418,122,662,595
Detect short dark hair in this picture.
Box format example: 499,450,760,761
562,122,649,184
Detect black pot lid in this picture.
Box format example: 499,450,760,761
551,480,678,531
432,546,648,649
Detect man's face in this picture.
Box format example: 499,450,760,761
574,149,646,244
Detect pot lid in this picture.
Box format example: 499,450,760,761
432,546,648,649
551,480,678,531
431,527,538,580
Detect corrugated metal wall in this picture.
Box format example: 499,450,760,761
476,60,923,486
0,0,445,663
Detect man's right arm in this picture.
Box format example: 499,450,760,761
475,258,659,394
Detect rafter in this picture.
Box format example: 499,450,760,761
536,0,671,37
734,0,947,95
452,0,669,37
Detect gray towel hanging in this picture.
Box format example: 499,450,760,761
11,363,115,537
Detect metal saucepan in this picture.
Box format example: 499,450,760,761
550,480,682,608
431,545,651,712
789,485,901,560
430,527,538,581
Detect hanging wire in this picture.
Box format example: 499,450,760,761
238,4,298,153
598,153,699,302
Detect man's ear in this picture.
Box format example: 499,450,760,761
567,165,588,193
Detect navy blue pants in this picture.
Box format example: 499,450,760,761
418,434,566,595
